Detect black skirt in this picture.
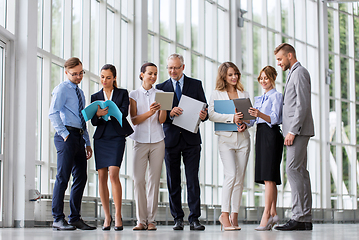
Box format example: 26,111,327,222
94,120,126,170
255,123,284,185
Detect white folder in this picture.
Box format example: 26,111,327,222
173,95,206,134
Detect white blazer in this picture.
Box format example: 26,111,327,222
208,89,250,139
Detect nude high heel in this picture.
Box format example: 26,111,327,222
271,215,280,227
255,216,273,231
219,215,236,231
229,215,241,230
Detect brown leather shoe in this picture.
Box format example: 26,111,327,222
147,223,157,231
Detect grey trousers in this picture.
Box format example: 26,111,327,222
133,140,165,226
286,135,312,222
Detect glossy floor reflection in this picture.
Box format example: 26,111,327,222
1,224,359,240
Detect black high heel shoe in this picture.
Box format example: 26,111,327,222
114,218,123,231
102,216,113,231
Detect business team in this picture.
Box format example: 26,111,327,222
49,43,314,231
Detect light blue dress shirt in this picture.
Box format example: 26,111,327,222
171,74,184,91
49,79,91,146
249,88,283,128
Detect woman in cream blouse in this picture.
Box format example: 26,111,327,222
129,62,166,231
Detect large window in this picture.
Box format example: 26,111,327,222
30,0,359,213
0,0,15,34
37,0,133,199
328,2,358,209
240,0,322,209
148,0,230,206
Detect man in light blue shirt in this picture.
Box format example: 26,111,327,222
49,57,95,231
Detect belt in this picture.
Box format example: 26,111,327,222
65,126,84,135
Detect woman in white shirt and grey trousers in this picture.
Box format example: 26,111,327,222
208,62,251,231
129,62,166,231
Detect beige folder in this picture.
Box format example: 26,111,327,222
155,92,174,110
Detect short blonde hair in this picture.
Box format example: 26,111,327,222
215,62,244,92
257,66,277,87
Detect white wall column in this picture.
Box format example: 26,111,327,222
12,0,38,227
134,0,148,90
230,0,241,64
318,1,331,209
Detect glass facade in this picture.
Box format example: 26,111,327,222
33,0,359,210
327,2,358,209
36,0,132,198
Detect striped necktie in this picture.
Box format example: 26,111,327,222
75,86,87,130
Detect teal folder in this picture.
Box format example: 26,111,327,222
214,100,238,131
81,100,122,126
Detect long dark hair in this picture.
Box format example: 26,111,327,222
139,62,157,80
101,64,117,87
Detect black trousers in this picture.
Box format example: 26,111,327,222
164,134,201,223
52,130,87,222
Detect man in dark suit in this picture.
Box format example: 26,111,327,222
156,54,208,231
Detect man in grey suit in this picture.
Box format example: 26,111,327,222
273,43,314,231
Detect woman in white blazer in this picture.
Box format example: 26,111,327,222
208,62,250,231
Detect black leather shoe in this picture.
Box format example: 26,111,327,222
114,218,123,231
173,219,184,230
190,220,205,231
305,222,313,230
52,219,76,231
274,219,306,231
70,218,96,230
102,216,113,231
114,226,123,231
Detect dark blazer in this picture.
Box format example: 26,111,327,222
91,87,133,139
156,75,208,147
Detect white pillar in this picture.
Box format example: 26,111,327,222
318,1,331,209
12,0,38,227
134,0,148,84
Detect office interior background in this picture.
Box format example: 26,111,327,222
0,0,359,228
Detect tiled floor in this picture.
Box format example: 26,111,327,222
1,224,359,240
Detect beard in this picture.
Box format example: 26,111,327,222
283,62,290,71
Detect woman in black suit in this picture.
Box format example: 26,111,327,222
91,64,133,231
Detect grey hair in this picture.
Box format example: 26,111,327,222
167,53,184,65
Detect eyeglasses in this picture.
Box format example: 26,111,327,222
166,65,183,71
68,71,85,77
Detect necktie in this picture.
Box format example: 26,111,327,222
75,86,87,130
261,94,267,104
175,81,182,101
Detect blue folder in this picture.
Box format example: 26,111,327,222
214,100,238,131
81,100,122,126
